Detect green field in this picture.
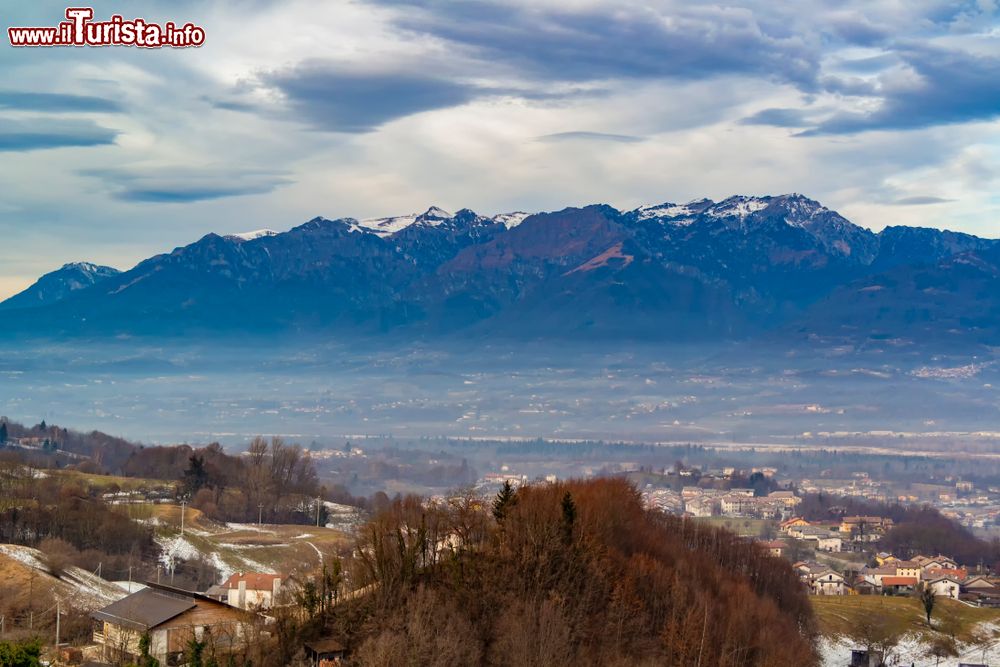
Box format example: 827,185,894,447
50,469,175,491
692,516,774,537
149,502,352,575
813,595,1000,644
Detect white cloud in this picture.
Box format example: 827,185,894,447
0,0,998,298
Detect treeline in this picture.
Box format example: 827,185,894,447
324,478,817,666
799,493,1000,567
0,417,137,471
121,437,323,525
0,452,156,570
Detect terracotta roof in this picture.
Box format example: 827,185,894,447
925,568,968,581
881,576,918,587
223,572,283,591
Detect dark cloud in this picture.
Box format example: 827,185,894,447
377,2,820,88
0,91,122,113
818,75,879,97
891,196,954,206
537,131,642,143
263,63,478,132
804,46,1000,135
826,15,889,46
0,119,117,151
85,168,292,203
116,185,282,203
740,108,811,127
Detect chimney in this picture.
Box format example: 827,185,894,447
238,579,247,609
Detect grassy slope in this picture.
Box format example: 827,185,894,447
693,516,774,537
149,502,350,575
18,469,351,576
814,596,1000,644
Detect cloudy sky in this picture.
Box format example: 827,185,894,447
1,0,999,299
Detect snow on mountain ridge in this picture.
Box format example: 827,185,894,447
706,195,770,221
492,211,530,228
227,229,278,241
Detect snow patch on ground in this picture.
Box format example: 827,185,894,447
112,581,147,593
157,535,202,567
209,552,235,581
323,501,365,533
820,628,1000,667
222,542,291,550
0,543,49,570
0,544,126,606
224,522,276,534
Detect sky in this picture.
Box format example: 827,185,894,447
1,0,999,299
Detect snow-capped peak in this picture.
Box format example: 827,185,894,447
61,261,110,273
226,229,278,242
492,212,531,229
633,203,694,223
706,195,771,221
357,213,418,236
419,206,452,220
357,206,457,236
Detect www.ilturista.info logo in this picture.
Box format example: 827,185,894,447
8,7,205,48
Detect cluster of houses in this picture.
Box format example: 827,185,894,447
777,515,895,553
680,487,802,519
90,572,346,667
790,553,1000,603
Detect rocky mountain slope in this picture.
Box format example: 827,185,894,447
2,195,996,344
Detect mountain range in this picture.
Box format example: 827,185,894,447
2,194,997,345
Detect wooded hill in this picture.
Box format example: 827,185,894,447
328,478,818,667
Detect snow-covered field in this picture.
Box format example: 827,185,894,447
0,544,127,606
156,534,278,580
821,630,1000,666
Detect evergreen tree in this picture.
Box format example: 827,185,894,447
0,639,42,667
185,637,206,667
492,480,517,524
137,633,160,667
561,491,577,544
0,421,7,445
183,454,209,494
920,585,936,626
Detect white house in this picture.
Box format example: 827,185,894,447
811,570,846,595
221,572,283,610
925,577,962,599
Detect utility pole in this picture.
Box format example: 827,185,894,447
55,600,60,648
258,503,264,529
180,497,187,536
316,496,322,528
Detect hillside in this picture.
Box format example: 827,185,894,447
144,502,353,580
331,478,818,666
0,544,125,608
0,262,120,311
1,194,997,345
815,596,1000,666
